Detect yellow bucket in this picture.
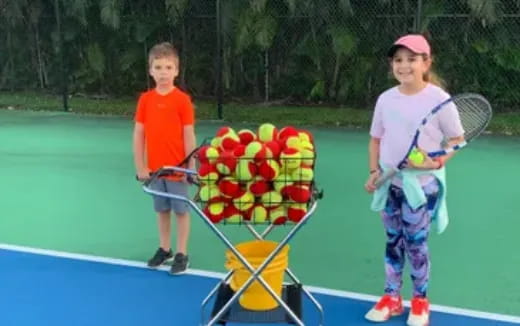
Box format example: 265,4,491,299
225,240,289,311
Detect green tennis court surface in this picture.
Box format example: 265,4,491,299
1,109,519,317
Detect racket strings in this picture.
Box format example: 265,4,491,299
454,96,492,141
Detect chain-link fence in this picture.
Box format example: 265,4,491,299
1,0,519,113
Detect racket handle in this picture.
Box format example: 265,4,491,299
374,168,398,188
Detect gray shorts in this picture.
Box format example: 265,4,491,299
148,178,189,214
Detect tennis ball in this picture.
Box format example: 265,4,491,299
216,126,236,138
300,140,314,151
261,191,283,209
220,132,240,151
210,137,221,149
223,205,242,223
247,176,270,196
279,163,296,176
287,203,307,223
199,184,220,202
198,146,220,164
264,140,281,159
216,151,237,175
197,163,219,184
277,126,299,143
233,144,246,158
235,159,257,182
287,185,311,203
285,136,302,150
258,159,280,181
245,141,267,162
233,191,255,211
218,177,241,198
300,148,315,167
258,123,278,142
280,147,302,170
269,206,288,225
273,173,293,195
291,166,314,183
298,130,313,143
238,129,256,146
244,204,268,223
204,204,225,223
408,149,425,165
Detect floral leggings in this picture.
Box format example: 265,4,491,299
382,180,439,298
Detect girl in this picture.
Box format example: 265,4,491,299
364,34,464,326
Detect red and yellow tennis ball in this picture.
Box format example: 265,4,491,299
298,130,313,144
214,127,241,151
264,140,281,159
286,185,311,203
283,136,302,151
208,201,224,214
247,176,270,196
198,145,220,164
216,151,237,175
261,190,283,209
258,159,280,181
204,202,225,223
245,141,267,162
235,159,257,182
300,147,315,167
197,163,220,184
408,149,425,165
300,140,314,151
273,173,293,195
258,123,278,142
287,203,307,223
269,206,288,225
233,191,255,211
244,204,268,223
277,126,299,143
233,144,246,158
238,129,256,146
199,184,221,202
223,204,242,223
210,137,221,149
280,147,301,170
220,133,240,151
218,177,242,198
216,126,236,138
291,166,314,183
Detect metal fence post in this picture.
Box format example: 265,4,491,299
54,0,69,112
216,0,223,119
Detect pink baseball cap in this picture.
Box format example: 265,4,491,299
387,34,431,57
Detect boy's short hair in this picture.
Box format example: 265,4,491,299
148,42,179,67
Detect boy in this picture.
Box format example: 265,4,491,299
133,42,196,275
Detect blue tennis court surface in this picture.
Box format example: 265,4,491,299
1,247,518,326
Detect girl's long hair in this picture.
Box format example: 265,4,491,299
423,54,446,90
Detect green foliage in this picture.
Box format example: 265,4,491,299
0,0,518,114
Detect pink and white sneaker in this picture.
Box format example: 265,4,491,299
407,296,430,326
365,294,404,322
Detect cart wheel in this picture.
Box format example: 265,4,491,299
285,284,303,324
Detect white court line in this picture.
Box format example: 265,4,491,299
1,243,519,324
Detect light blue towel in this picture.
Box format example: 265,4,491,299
371,164,449,234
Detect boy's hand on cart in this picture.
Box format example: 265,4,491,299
136,168,152,181
181,159,198,185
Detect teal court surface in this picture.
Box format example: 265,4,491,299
1,110,520,325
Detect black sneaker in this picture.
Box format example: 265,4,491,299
147,248,173,267
169,253,189,275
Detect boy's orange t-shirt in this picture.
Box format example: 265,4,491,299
134,87,195,173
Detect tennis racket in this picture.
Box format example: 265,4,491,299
374,93,492,188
